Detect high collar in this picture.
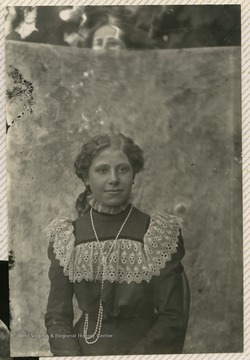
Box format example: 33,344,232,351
87,193,133,215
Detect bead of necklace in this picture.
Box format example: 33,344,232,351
83,205,133,344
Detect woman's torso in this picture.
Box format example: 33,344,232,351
73,205,152,319
48,205,184,355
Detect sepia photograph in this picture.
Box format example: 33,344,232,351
5,4,242,357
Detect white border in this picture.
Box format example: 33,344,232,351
1,1,248,359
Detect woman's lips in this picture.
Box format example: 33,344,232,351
105,189,123,194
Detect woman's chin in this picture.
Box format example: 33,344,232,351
102,196,129,208
104,200,126,207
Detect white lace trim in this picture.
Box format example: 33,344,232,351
87,194,133,214
45,212,182,284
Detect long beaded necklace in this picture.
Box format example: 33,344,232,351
83,205,134,344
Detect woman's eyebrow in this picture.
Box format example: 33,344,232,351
94,162,130,167
94,163,109,167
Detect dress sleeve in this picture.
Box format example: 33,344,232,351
130,213,189,355
44,218,82,356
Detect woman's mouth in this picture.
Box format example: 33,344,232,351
105,189,123,194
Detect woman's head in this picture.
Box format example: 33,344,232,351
92,24,126,50
74,132,144,208
74,132,144,180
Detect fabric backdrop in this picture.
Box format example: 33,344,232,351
6,41,242,356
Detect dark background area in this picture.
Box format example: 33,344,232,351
0,262,9,329
5,5,241,49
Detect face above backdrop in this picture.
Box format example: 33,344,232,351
92,25,126,51
86,147,134,207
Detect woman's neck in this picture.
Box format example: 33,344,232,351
87,194,132,215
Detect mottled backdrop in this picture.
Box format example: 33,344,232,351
6,41,242,356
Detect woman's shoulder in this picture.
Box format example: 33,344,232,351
44,217,75,242
144,209,184,258
149,210,183,230
44,217,76,281
132,207,183,233
132,206,182,224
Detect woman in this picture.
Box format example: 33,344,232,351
45,132,189,356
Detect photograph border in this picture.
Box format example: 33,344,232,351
1,1,248,359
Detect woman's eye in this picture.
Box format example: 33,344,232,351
119,166,129,173
96,167,107,174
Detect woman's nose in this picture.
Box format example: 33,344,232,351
108,170,119,184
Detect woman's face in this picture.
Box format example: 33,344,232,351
86,147,134,207
92,25,126,51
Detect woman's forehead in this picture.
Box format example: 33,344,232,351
92,148,130,165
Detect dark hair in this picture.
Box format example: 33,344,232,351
74,132,144,181
74,132,144,216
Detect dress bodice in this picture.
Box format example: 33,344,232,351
45,207,183,285
44,206,187,356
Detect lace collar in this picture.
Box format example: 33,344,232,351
45,211,183,284
87,194,132,215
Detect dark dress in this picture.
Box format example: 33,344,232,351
44,205,188,356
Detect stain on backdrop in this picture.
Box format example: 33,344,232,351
6,40,242,356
